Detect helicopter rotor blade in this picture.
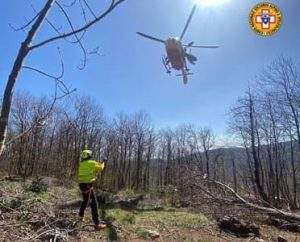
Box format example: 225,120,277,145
184,45,220,49
136,32,166,44
180,4,197,41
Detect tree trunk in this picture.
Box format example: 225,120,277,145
205,150,210,179
232,158,238,192
290,136,298,208
248,93,268,202
0,0,56,157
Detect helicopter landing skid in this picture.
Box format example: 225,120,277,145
162,57,171,74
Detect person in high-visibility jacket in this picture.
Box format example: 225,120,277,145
78,149,106,230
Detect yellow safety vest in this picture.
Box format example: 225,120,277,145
78,160,105,183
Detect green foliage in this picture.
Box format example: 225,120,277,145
122,212,135,224
106,207,211,241
0,196,23,211
107,207,210,230
9,197,22,209
135,227,160,240
135,227,151,239
136,209,211,230
107,208,136,224
25,178,48,193
106,226,119,241
117,188,136,199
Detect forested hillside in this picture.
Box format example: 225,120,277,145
1,57,300,211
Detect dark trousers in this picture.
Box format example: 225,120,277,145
79,183,99,225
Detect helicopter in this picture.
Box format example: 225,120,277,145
137,5,219,84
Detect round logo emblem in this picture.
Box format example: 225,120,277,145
249,2,282,36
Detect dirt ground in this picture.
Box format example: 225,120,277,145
0,178,299,242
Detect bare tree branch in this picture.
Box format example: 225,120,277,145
21,47,74,94
88,46,102,56
29,0,126,51
82,0,97,19
62,0,77,7
8,7,41,31
5,83,75,146
55,1,87,69
78,0,89,23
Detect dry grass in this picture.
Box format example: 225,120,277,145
0,178,299,242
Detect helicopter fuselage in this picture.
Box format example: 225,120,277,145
165,38,186,70
137,4,218,85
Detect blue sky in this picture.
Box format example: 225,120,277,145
1,0,299,136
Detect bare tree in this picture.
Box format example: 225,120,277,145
0,0,126,156
229,56,300,207
199,127,215,179
230,90,269,202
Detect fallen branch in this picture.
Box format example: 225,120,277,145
209,179,300,222
268,217,300,232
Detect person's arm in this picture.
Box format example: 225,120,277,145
95,161,105,173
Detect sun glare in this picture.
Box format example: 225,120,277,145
195,0,231,7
